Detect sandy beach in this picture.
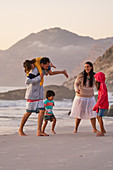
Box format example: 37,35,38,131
0,122,113,170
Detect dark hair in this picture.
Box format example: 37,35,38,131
23,60,35,73
95,81,100,90
46,90,55,99
40,57,50,65
31,58,36,64
83,61,95,87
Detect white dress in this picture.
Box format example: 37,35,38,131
70,96,96,119
70,73,97,119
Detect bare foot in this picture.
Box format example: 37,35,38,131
93,129,100,133
18,129,27,136
73,128,77,133
43,132,49,136
63,70,68,78
37,132,49,136
102,130,106,133
51,130,56,134
96,132,104,137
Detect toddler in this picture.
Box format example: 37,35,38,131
42,90,56,134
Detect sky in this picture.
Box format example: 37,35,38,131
0,0,113,50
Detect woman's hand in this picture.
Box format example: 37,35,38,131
76,89,80,94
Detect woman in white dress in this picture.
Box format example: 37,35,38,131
70,61,99,133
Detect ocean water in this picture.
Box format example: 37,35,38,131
0,87,113,135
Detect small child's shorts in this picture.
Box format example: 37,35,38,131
26,99,45,113
44,114,55,121
98,108,106,117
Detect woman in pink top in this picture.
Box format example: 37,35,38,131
70,61,98,133
93,72,109,136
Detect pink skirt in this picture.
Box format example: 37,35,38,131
70,96,97,119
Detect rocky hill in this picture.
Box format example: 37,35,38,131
93,46,113,91
0,27,113,86
0,85,75,101
63,46,113,91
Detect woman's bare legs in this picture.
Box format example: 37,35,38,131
90,117,99,133
74,118,81,133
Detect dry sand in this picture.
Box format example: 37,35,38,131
0,124,113,170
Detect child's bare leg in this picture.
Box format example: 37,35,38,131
51,118,56,134
37,110,49,136
42,120,48,133
96,116,106,136
74,118,81,133
90,117,99,133
63,70,68,78
97,115,106,133
18,112,31,136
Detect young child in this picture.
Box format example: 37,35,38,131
42,90,56,134
30,57,68,86
93,72,109,136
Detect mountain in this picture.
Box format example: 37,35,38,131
0,27,113,86
93,45,113,91
63,46,113,91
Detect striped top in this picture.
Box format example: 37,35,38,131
74,73,95,97
44,99,54,115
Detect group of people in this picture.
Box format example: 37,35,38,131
70,62,109,136
18,57,109,137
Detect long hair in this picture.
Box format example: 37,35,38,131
83,61,95,87
23,60,34,73
95,81,100,90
